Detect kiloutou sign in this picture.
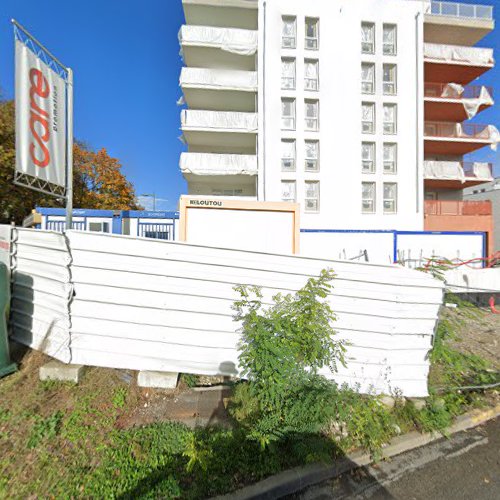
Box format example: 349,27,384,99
15,39,67,188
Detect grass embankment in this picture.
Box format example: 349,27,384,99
0,298,498,499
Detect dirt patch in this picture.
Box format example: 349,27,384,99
442,306,500,369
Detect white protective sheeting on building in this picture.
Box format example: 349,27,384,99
180,153,258,176
180,68,258,92
180,110,258,132
9,229,73,363
7,228,444,398
462,86,494,119
472,162,493,179
179,25,258,56
424,43,494,66
424,161,466,182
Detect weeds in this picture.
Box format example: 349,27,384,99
27,411,63,448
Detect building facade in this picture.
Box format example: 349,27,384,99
178,0,497,243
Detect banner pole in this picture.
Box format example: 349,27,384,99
65,68,74,230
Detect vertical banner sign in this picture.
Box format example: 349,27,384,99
13,21,71,202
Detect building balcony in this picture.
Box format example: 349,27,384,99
424,43,494,85
424,200,492,216
179,25,257,70
180,110,258,152
180,152,257,181
424,121,500,155
424,83,493,121
424,160,493,189
180,67,257,112
182,0,258,30
424,199,494,256
425,2,494,45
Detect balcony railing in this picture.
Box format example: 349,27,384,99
424,121,494,140
424,82,493,100
425,200,492,216
430,1,493,21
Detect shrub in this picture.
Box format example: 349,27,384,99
230,269,346,447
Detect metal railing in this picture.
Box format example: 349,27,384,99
424,121,493,139
430,1,493,20
424,82,493,99
425,200,492,216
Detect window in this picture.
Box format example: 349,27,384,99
305,181,320,212
362,182,376,213
384,183,397,213
361,63,375,94
281,98,296,130
282,17,297,48
305,141,319,172
281,58,296,90
361,23,375,54
281,140,296,171
89,222,110,233
305,100,319,131
383,143,397,173
383,104,397,134
281,181,296,202
305,18,319,50
362,142,375,173
304,60,319,91
383,64,397,95
362,102,375,133
383,24,397,55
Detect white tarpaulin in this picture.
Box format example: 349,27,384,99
181,110,258,132
179,25,258,56
15,40,67,188
424,43,494,66
180,153,257,176
424,161,466,182
180,68,257,91
462,86,494,119
472,162,493,179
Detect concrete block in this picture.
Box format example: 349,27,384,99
39,360,85,383
137,370,178,389
409,397,427,410
380,396,396,408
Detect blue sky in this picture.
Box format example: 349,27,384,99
0,1,499,212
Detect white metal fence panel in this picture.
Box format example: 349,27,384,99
9,228,73,362
7,228,444,397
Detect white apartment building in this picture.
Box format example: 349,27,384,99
178,0,497,233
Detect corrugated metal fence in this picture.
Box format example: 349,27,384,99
8,228,444,397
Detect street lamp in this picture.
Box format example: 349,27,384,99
140,193,156,211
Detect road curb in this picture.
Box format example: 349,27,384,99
214,404,500,500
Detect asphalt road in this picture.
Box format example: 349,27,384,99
294,417,500,500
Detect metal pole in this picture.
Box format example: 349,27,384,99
65,68,74,230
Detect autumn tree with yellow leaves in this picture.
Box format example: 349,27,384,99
0,98,141,225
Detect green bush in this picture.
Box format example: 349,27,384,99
230,269,346,447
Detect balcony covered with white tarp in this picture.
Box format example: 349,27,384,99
181,152,258,198
179,25,257,70
424,160,493,188
180,110,258,151
424,43,495,84
180,68,257,111
424,83,494,121
180,152,257,177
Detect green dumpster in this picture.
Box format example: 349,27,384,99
0,262,16,378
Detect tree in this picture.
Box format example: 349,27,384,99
0,98,141,225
